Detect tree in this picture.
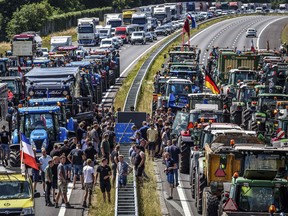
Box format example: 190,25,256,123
48,0,84,12
6,0,54,38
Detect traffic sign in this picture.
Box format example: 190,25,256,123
223,198,238,211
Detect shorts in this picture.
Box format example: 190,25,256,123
119,175,127,186
100,181,111,193
166,172,174,185
111,163,117,177
85,183,93,193
136,166,144,177
148,142,156,151
52,178,58,189
73,164,83,176
32,170,39,182
64,164,72,172
58,180,67,194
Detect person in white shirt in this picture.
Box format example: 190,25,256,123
39,148,52,194
82,159,95,208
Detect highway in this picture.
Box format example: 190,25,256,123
156,15,288,216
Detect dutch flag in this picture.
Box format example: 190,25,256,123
187,13,197,29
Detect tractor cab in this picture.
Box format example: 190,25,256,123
14,106,69,152
188,93,223,110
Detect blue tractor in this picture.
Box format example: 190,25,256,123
10,106,72,166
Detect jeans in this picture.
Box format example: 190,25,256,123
1,144,9,160
45,181,52,204
174,163,179,184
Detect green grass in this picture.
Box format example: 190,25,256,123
281,24,288,44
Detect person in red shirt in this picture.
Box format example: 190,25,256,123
7,89,14,101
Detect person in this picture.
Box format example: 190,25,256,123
106,126,116,152
117,155,132,188
223,104,230,123
134,145,145,186
91,124,100,153
52,156,60,203
167,139,181,187
101,134,110,163
0,125,11,166
39,148,52,194
50,144,61,158
110,144,120,186
55,155,72,208
95,158,112,203
7,89,14,101
161,126,170,156
139,121,149,141
45,159,54,206
68,144,85,189
60,140,72,181
82,159,94,208
84,141,97,167
146,123,158,160
164,152,177,200
77,123,86,144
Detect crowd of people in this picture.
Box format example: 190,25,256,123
20,105,181,210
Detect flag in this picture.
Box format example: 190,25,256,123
20,134,39,170
187,13,197,29
251,39,255,53
182,18,190,45
205,73,220,94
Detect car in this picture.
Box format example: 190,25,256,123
113,36,123,46
111,37,121,49
100,38,114,49
151,31,157,40
255,7,263,13
155,26,167,36
145,32,153,42
131,31,146,45
246,28,257,37
41,47,49,57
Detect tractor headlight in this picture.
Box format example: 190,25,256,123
62,90,68,96
29,91,34,96
42,139,47,149
21,207,35,215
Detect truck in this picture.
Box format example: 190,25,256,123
279,4,288,12
50,36,72,52
115,26,128,44
122,9,137,25
131,13,148,32
104,13,122,35
96,25,112,41
153,6,172,24
77,17,99,46
165,3,181,20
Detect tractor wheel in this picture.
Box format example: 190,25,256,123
202,188,219,216
10,150,20,167
180,140,190,174
195,170,206,214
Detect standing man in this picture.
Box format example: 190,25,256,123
44,159,54,206
84,141,97,167
146,123,158,160
101,134,110,163
164,152,177,200
139,121,149,141
110,144,120,186
60,140,72,182
0,125,11,166
55,155,72,208
51,156,60,203
134,145,145,186
95,158,112,203
82,159,94,208
168,139,181,187
91,124,100,154
68,144,85,189
39,148,52,194
117,155,132,188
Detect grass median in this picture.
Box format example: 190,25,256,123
281,24,288,44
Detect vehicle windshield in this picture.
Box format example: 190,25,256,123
13,36,33,41
115,30,126,35
244,154,285,171
239,88,257,102
99,30,108,34
166,83,193,95
20,113,57,137
238,186,288,212
154,14,166,20
203,133,214,145
259,95,288,110
133,33,143,36
189,112,222,123
171,111,189,135
229,72,256,85
0,181,31,199
102,41,112,45
78,26,93,33
132,18,146,25
190,97,222,110
5,80,18,93
170,54,197,63
107,20,122,28
170,66,195,72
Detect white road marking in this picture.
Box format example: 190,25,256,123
176,175,192,216
256,16,288,49
58,182,73,216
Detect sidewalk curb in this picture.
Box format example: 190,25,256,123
154,161,170,216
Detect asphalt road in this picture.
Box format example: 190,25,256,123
156,15,288,216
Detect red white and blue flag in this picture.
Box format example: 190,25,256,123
187,13,197,29
20,133,39,170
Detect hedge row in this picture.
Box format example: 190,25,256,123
40,7,113,36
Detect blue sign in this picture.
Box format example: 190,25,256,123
115,123,135,143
